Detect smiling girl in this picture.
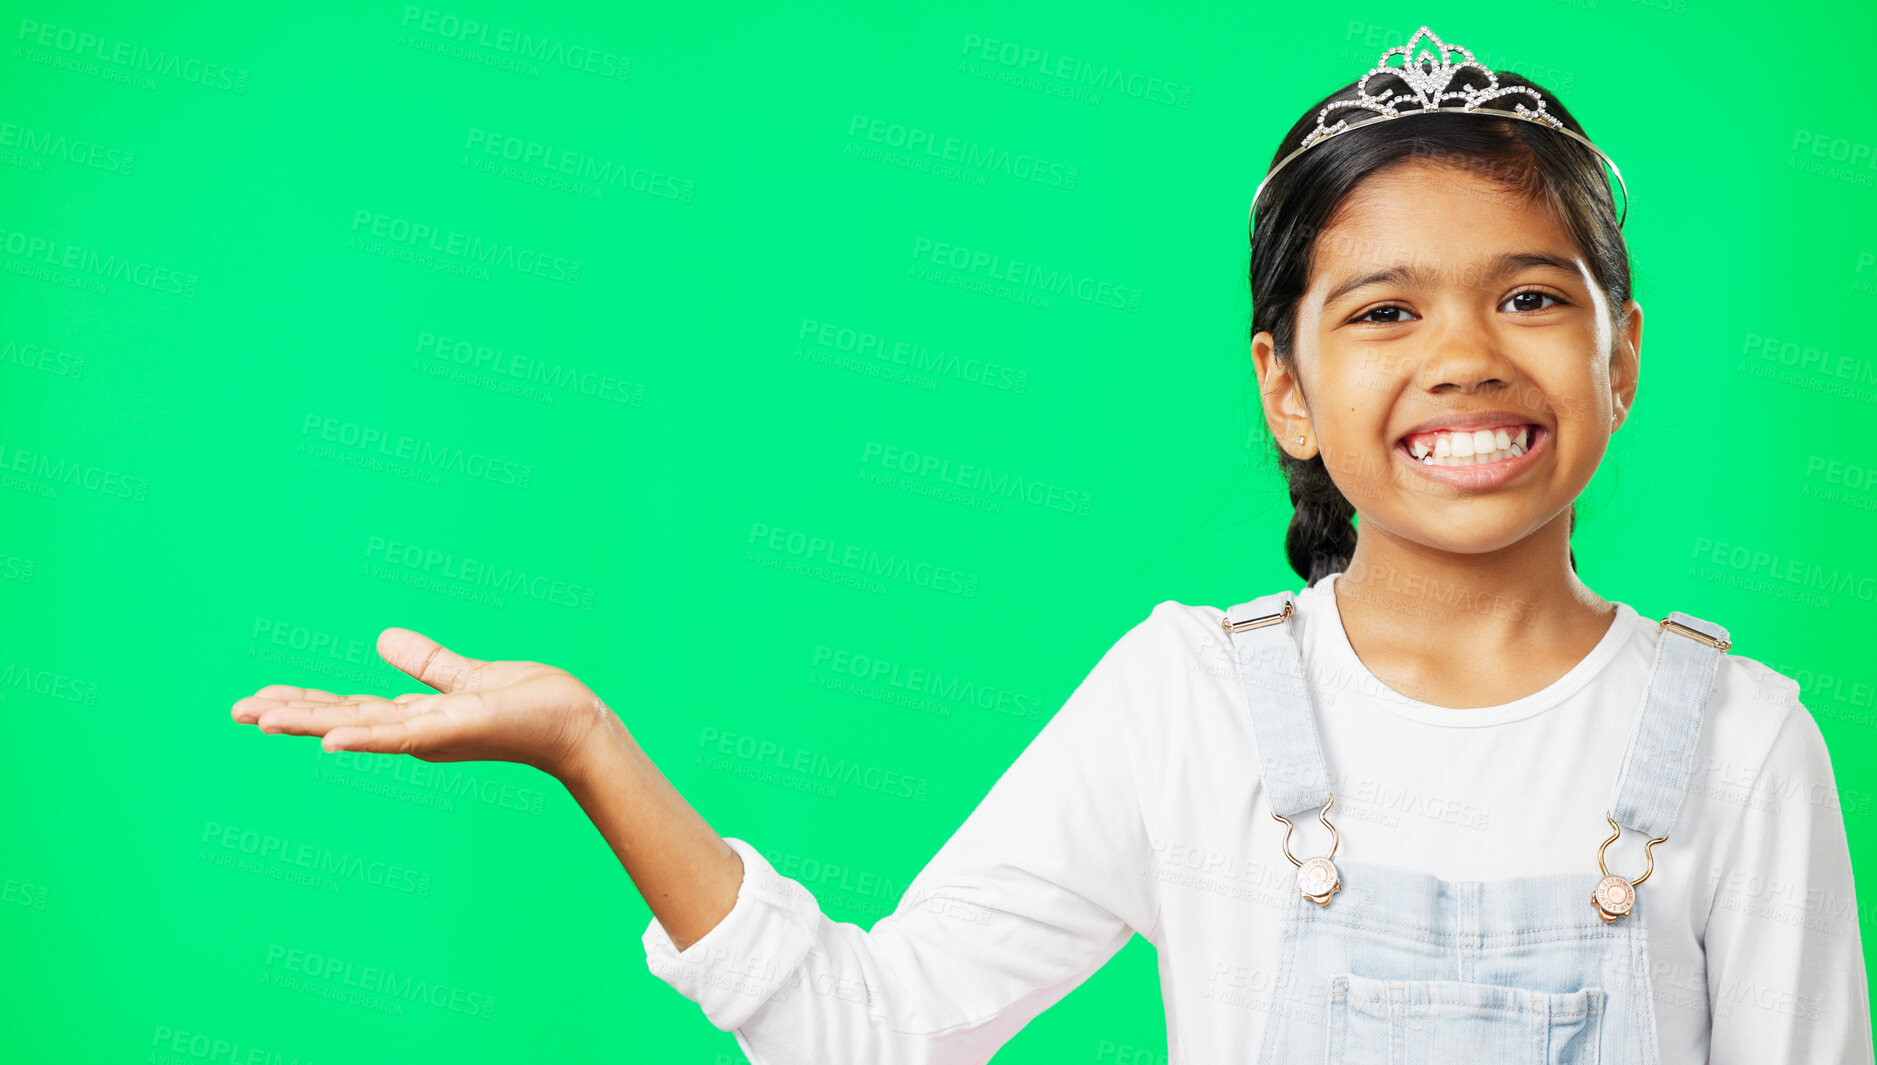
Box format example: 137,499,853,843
231,25,1872,1065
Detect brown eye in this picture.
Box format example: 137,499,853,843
1352,304,1416,325
1503,290,1563,313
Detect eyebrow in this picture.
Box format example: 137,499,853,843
1320,251,1584,309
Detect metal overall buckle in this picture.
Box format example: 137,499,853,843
1272,794,1342,907
1226,598,1343,907
1587,615,1724,922
1592,811,1665,922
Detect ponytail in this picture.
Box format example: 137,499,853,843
1279,449,1356,587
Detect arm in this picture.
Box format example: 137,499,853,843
639,606,1171,1065
1705,697,1875,1064
230,608,1170,1064
559,711,745,952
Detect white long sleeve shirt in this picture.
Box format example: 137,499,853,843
643,573,1874,1063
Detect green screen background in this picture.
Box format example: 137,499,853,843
4,1,1875,1062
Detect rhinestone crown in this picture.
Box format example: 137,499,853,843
1251,26,1628,226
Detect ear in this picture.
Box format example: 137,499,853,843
1610,299,1641,431
1251,330,1315,458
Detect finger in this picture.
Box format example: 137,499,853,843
254,695,426,737
376,627,487,694
323,711,451,755
256,684,343,701
233,686,341,723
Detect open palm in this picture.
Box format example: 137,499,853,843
231,626,608,777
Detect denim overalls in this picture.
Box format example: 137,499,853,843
1222,588,1731,1065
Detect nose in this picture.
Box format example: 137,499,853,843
1417,310,1518,394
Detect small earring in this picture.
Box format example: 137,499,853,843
1297,435,1305,447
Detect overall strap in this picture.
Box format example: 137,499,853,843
1222,590,1332,819
1607,610,1732,840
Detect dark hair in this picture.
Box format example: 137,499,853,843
1250,70,1633,586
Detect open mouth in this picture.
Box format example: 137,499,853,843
1396,423,1544,467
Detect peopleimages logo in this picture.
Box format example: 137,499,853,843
0,225,197,296
809,643,1044,722
859,440,1092,516
0,438,150,500
298,413,534,489
0,660,99,705
15,17,250,92
363,534,597,611
846,114,1079,188
348,210,582,284
0,119,135,173
200,820,434,897
399,6,632,80
415,330,646,406
745,521,980,598
795,317,1031,394
148,1024,314,1065
957,33,1193,108
909,237,1142,312
264,943,497,1020
462,128,693,201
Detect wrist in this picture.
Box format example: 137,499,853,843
553,703,636,796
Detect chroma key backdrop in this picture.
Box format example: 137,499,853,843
5,2,1877,1063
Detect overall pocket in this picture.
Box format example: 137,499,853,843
1326,972,1604,1065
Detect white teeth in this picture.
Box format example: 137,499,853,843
1404,424,1537,467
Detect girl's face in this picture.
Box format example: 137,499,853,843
1252,159,1642,557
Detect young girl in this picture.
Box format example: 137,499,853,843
231,26,1872,1065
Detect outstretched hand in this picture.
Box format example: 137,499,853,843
231,627,614,780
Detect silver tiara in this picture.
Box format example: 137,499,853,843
1250,26,1628,227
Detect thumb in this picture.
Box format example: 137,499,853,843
376,627,486,694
